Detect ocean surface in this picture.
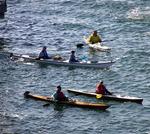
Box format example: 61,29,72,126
0,0,150,134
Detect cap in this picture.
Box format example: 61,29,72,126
57,85,61,89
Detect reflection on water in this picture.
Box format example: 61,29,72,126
0,37,5,50
0,37,10,50
53,103,64,111
37,62,50,69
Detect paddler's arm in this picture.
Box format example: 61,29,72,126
98,35,102,43
105,88,112,95
35,52,44,60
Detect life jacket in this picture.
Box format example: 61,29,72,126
56,92,66,101
89,35,101,44
96,84,105,95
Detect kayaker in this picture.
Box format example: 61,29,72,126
53,85,68,101
69,51,79,63
96,81,112,95
87,31,102,44
37,46,50,60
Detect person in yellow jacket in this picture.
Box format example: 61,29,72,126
87,31,102,44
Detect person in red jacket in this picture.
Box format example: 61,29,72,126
53,85,68,101
96,81,112,95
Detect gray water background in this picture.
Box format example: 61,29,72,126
0,0,150,134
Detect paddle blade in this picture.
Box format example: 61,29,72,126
43,103,50,107
76,43,84,48
96,94,102,99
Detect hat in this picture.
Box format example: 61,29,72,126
57,85,61,89
71,50,75,53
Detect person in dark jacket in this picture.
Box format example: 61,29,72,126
37,46,50,60
69,51,79,63
53,85,68,101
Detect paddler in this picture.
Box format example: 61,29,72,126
69,50,79,63
37,46,51,60
53,85,68,101
96,81,112,95
87,30,102,44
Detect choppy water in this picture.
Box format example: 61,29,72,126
0,0,150,134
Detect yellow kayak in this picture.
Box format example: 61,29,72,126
24,91,110,110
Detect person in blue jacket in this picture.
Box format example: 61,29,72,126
37,46,50,59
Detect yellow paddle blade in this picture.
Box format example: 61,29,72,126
96,94,102,99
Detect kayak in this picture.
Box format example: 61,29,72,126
84,37,111,52
67,89,143,104
0,51,115,69
88,43,111,52
24,91,110,110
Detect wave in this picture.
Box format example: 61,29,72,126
126,7,150,21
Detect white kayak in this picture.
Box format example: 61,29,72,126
0,51,115,69
84,37,111,52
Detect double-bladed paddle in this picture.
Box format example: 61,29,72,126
76,39,114,48
96,94,103,99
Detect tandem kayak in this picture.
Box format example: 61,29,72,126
67,89,143,104
84,37,111,52
24,91,110,110
0,51,115,69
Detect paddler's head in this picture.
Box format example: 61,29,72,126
57,85,61,92
71,50,75,54
99,80,103,84
93,30,97,36
42,46,47,51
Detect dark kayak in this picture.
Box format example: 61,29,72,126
24,91,110,110
67,89,143,104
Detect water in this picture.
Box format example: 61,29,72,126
0,0,150,134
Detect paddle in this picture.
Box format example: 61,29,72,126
43,96,71,107
76,43,85,48
76,38,114,48
102,39,114,42
96,91,113,99
43,103,51,107
96,94,103,99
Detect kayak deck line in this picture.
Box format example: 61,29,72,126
24,91,110,110
0,51,115,69
67,89,143,104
